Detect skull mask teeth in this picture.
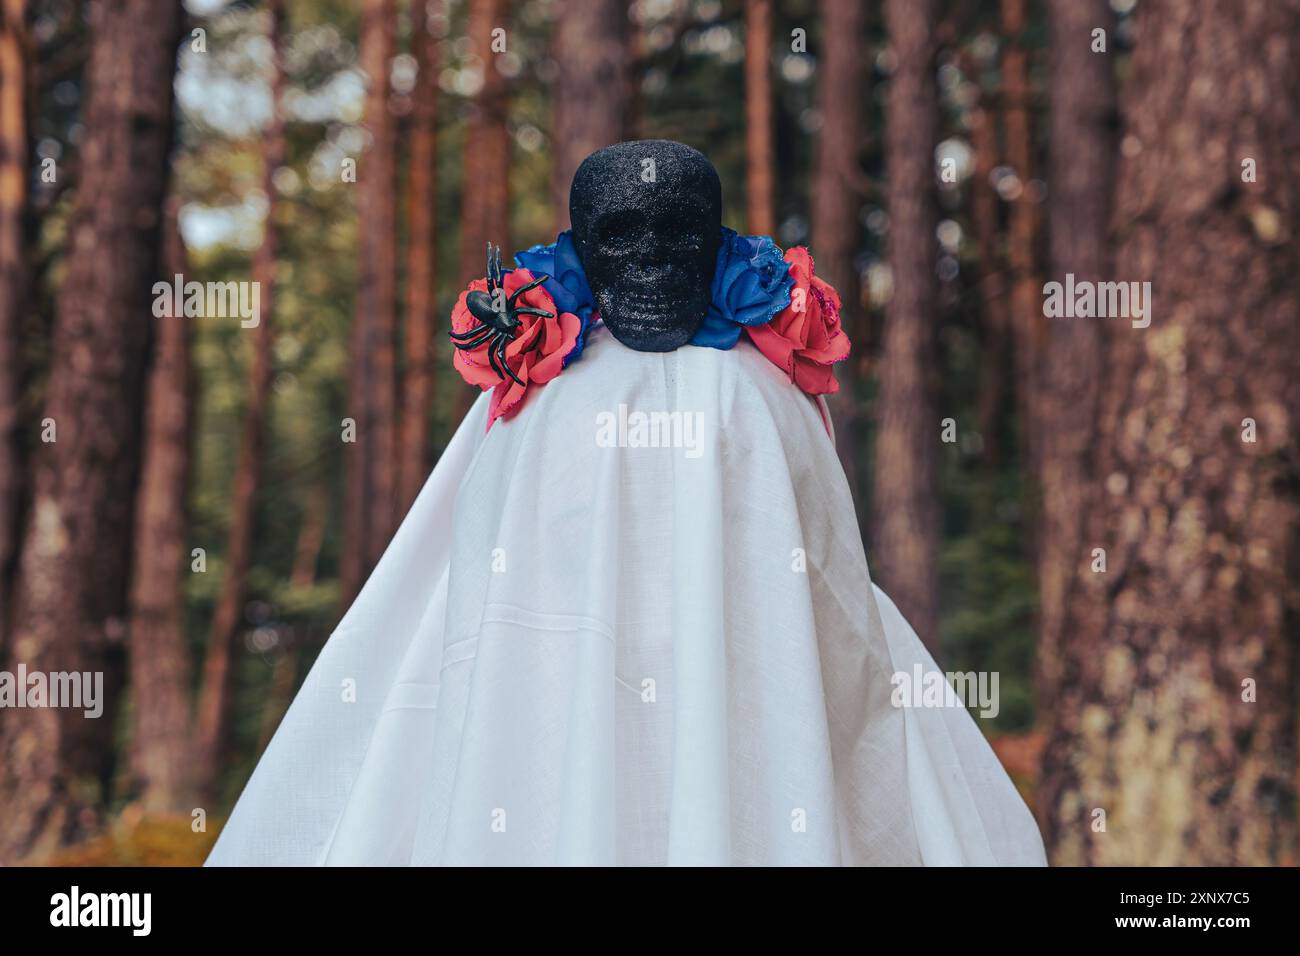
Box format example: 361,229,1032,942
569,141,723,352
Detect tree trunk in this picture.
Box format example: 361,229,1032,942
871,0,941,655
1035,0,1116,701
127,196,194,813
550,0,627,231
257,484,327,755
254,648,298,756
193,0,286,797
623,2,644,140
811,0,866,523
459,0,509,283
1040,0,1300,866
963,58,1008,471
453,0,510,421
0,0,181,861
0,0,27,642
743,0,775,237
998,0,1041,461
290,480,329,590
341,0,399,605
398,0,440,514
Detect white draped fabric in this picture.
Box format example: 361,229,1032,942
206,330,1046,866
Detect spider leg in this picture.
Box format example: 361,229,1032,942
497,336,525,386
450,324,493,342
483,241,499,294
486,331,506,379
452,328,495,351
511,307,555,319
507,273,551,307
493,336,507,380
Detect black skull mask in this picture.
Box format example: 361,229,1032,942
569,140,722,352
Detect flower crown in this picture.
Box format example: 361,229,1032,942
450,228,851,429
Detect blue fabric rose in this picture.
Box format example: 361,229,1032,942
689,227,794,350
514,230,595,366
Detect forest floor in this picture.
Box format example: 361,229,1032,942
40,810,219,867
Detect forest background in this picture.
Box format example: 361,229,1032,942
0,0,1295,866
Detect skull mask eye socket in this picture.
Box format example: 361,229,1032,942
674,223,707,254
570,140,722,352
595,210,647,254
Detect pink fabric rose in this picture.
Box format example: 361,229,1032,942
451,267,583,429
745,247,850,395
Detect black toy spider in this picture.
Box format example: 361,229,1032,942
450,242,552,386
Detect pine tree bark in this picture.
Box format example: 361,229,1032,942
550,0,627,231
398,0,440,514
743,0,775,237
342,0,399,604
459,0,509,284
452,0,510,421
127,196,194,813
872,0,941,654
963,58,1008,471
810,0,862,324
999,0,1041,459
811,0,866,521
1035,0,1116,699
1040,0,1300,866
0,0,27,641
0,0,181,861
290,480,329,590
193,0,287,797
257,484,328,754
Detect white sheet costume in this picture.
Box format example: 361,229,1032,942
207,331,1046,866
